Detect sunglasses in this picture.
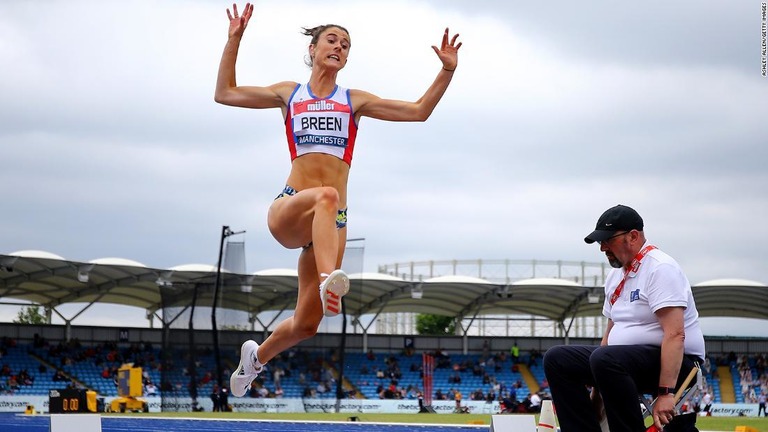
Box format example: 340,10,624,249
597,231,630,245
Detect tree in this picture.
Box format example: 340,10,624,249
415,314,455,336
14,305,46,325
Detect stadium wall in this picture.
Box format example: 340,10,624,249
0,395,761,416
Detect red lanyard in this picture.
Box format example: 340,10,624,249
609,245,657,305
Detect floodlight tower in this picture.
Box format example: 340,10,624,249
213,225,245,388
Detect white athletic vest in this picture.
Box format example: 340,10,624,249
284,83,358,165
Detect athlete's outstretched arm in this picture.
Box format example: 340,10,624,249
214,3,294,109
354,28,462,122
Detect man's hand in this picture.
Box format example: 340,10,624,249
652,394,676,429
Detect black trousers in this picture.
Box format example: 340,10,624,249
543,344,700,432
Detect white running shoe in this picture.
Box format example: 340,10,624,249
230,340,263,397
319,269,350,317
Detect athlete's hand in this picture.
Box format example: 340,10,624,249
432,28,462,71
226,3,254,39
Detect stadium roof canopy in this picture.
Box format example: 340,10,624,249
2,251,767,330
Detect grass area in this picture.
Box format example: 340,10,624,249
692,416,767,432
107,412,768,431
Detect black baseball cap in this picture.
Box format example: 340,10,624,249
584,204,644,244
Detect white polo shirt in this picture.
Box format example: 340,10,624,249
603,243,705,359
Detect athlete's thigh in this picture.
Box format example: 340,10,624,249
268,189,328,246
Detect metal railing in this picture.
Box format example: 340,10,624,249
378,258,609,286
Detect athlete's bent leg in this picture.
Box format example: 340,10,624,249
248,248,323,365
268,186,340,278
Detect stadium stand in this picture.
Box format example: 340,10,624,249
8,330,768,414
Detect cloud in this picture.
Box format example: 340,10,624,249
1,1,767,333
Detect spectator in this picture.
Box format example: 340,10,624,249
199,371,212,386
210,384,222,411
748,386,757,404
701,390,712,414
500,394,518,413
758,392,766,417
487,356,496,370
53,369,67,382
529,392,542,413
145,381,157,396
454,389,465,413
471,388,484,401
33,333,46,349
485,389,496,403
520,393,532,412
528,349,540,367
273,367,284,387
741,379,751,401
19,370,33,386
544,205,704,432
8,375,20,391
472,363,483,376
540,378,549,391
219,387,230,411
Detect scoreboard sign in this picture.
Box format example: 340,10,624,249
49,388,98,413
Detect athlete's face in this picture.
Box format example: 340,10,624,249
310,28,350,70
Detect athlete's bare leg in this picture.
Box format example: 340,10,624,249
268,186,340,277
255,227,347,365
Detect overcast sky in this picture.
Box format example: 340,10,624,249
2,1,767,336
